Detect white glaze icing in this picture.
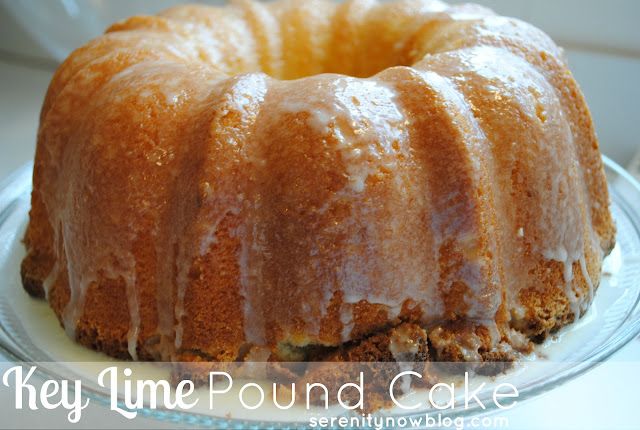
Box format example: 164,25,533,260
339,305,354,342
35,0,611,364
389,325,421,394
126,277,140,361
42,261,59,301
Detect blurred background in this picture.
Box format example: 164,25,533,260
0,0,638,179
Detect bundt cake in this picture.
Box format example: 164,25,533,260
21,0,616,365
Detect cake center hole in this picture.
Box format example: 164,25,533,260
254,30,424,80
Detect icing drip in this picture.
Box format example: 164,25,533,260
401,68,503,322
172,73,269,351
389,327,420,394
126,275,140,360
175,206,243,350
42,261,59,301
428,46,599,322
537,118,591,318
236,74,439,345
60,223,138,345
579,255,594,306
327,78,420,318
339,305,354,342
505,328,531,352
483,319,501,349
60,224,88,340
197,208,241,256
174,260,187,350
218,76,270,348
237,219,267,345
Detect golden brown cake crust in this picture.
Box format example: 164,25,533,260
22,0,616,364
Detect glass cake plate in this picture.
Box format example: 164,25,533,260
0,156,639,429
